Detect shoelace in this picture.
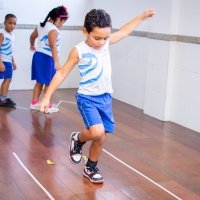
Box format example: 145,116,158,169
73,140,83,154
87,166,99,174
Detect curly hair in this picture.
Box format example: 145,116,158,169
84,9,112,33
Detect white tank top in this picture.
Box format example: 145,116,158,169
76,40,113,95
36,22,60,57
0,30,15,63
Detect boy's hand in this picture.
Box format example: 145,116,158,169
0,63,5,72
142,8,155,20
39,97,50,113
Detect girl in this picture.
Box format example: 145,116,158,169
30,6,68,113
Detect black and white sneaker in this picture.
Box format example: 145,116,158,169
69,132,85,165
83,165,104,183
0,99,16,107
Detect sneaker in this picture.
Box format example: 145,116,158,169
83,166,104,183
69,132,85,165
6,98,15,103
30,103,39,110
0,99,16,107
45,104,59,114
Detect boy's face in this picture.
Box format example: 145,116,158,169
4,17,17,33
85,27,111,50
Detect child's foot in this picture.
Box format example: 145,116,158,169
83,165,104,184
30,103,39,110
45,104,59,114
0,98,16,107
69,132,85,164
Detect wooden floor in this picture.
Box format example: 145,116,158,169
0,89,200,200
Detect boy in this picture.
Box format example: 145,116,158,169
39,8,155,183
0,14,17,107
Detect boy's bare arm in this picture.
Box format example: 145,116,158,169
109,8,155,45
39,47,79,112
0,33,5,71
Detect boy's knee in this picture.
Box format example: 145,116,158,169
95,131,106,141
90,126,106,141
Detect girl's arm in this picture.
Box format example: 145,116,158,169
39,47,79,112
109,8,155,45
30,28,38,51
48,29,61,70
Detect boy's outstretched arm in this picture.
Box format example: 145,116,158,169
39,47,79,113
109,8,155,45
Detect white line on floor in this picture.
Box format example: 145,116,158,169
15,106,30,110
56,100,76,107
12,152,55,200
15,100,76,111
102,149,182,200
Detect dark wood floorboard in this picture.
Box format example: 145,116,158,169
0,89,199,200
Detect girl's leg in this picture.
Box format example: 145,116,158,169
32,82,43,103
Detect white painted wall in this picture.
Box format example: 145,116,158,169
0,0,91,25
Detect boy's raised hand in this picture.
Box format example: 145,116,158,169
142,8,155,20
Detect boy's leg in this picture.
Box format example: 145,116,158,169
0,79,11,97
0,79,16,107
70,125,105,164
32,82,43,101
82,125,105,183
69,125,105,183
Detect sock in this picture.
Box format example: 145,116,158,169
86,158,98,168
0,95,7,101
32,100,38,105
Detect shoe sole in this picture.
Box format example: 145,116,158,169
69,132,81,165
0,104,16,107
83,171,104,184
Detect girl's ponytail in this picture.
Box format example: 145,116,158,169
40,12,50,27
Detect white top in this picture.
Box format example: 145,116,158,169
36,22,60,57
76,40,113,95
0,30,15,63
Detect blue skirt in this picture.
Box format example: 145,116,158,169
31,51,56,85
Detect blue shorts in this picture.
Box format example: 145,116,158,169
31,51,56,85
0,62,13,79
76,93,115,133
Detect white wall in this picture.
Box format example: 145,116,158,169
0,0,91,25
